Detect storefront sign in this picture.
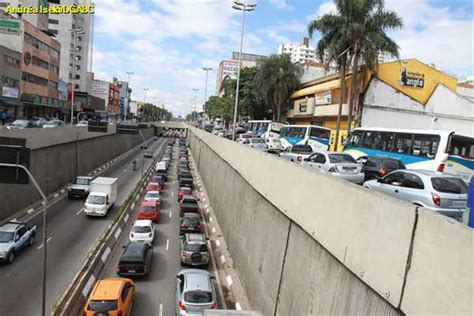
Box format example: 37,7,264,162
400,67,425,88
315,90,331,105
299,99,308,112
2,86,19,98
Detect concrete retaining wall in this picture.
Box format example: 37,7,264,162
0,126,155,220
187,127,473,315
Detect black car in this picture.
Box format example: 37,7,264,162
156,170,168,182
362,156,406,181
179,213,202,235
116,242,153,276
151,175,165,187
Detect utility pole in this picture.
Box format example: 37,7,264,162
202,67,212,112
192,88,199,122
143,88,149,122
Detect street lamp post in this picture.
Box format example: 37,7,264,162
231,1,256,141
202,67,212,112
125,71,134,121
143,88,149,122
192,88,199,122
68,27,85,126
0,163,48,316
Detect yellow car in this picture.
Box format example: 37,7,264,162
83,278,135,316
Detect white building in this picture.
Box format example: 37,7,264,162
48,0,93,93
277,37,316,64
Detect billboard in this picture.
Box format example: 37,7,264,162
88,80,109,101
2,86,19,98
315,90,331,105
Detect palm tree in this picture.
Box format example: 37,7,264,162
308,0,402,137
254,54,302,121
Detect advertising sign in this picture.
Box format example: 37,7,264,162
399,67,425,88
58,80,67,101
88,80,109,101
221,61,239,80
315,90,331,105
2,86,19,98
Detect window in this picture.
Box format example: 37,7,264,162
383,172,405,186
22,72,48,86
412,134,440,158
77,35,82,42
48,81,58,89
401,173,424,189
449,135,474,159
310,127,330,140
374,132,395,151
75,84,80,90
292,145,313,154
76,45,82,52
431,177,467,194
184,243,208,252
16,226,27,238
121,283,131,302
50,64,59,74
347,130,363,147
2,76,20,88
286,127,306,138
87,300,118,312
184,291,213,303
365,157,378,168
394,133,413,154
311,153,326,163
361,131,378,149
4,55,20,68
32,56,49,70
328,154,356,164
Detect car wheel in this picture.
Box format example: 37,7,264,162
28,234,35,246
7,251,15,263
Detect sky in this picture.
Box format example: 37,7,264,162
91,0,474,117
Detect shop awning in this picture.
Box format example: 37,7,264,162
0,97,23,107
290,78,341,99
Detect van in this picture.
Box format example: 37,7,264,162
83,278,135,316
117,242,153,277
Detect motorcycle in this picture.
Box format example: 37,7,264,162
132,160,137,171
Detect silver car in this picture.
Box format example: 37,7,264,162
180,233,210,267
364,170,467,220
176,269,217,315
302,151,365,184
243,137,268,151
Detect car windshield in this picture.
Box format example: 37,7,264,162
0,231,14,243
431,177,467,194
184,243,208,252
251,138,265,143
180,173,192,178
133,226,152,233
140,206,155,212
182,199,197,205
183,217,200,225
87,300,118,312
87,195,106,204
184,291,212,303
74,178,90,185
292,145,313,154
328,154,356,164
146,193,160,199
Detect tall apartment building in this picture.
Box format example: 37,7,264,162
277,37,317,64
48,0,93,93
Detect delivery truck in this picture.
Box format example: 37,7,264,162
84,177,118,216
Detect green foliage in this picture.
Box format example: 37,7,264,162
141,103,172,121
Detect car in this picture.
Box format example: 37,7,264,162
130,220,155,244
8,119,30,129
151,175,165,187
146,182,161,192
180,196,199,216
0,221,37,263
176,269,217,314
243,137,268,151
76,120,89,127
362,156,406,181
180,213,202,235
364,170,468,220
144,150,153,158
279,145,314,163
302,151,365,184
266,137,283,153
42,119,65,128
144,190,161,207
178,187,193,201
179,173,193,189
67,176,94,199
236,132,257,144
137,200,160,222
31,116,48,127
83,278,135,316
117,242,153,277
180,233,209,267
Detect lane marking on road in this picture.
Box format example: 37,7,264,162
209,217,213,223
101,247,111,263
37,237,52,250
171,192,174,197
220,255,226,263
215,240,220,247
82,275,96,297
60,189,65,194
135,195,139,201
123,169,127,173
226,275,233,287
27,208,34,214
76,208,84,215
169,211,172,219
131,202,135,209
124,213,130,223
159,304,163,316
53,193,58,198
212,227,216,234
205,208,210,213
235,302,242,310
114,227,122,239
166,239,169,251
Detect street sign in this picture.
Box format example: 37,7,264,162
117,124,139,134
0,137,30,184
88,121,108,133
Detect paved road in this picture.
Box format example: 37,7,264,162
0,137,166,316
101,141,222,315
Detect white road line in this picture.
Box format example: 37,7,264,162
101,247,111,263
124,213,130,223
226,275,233,286
235,302,242,310
131,202,135,209
27,208,34,214
135,195,139,201
53,193,58,198
209,217,213,223
212,227,216,234
60,189,65,193
166,239,169,251
123,169,127,173
171,192,174,197
215,240,220,247
169,211,172,219
220,254,226,263
76,208,84,215
159,304,163,316
114,227,122,239
37,237,52,250
205,208,210,213
82,275,96,297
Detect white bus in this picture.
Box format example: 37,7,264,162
344,127,473,182
247,120,286,151
279,125,331,152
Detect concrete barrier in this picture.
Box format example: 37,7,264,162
187,126,473,315
0,126,155,220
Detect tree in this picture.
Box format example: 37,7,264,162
254,54,302,121
309,0,403,136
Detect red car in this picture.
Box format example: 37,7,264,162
146,182,161,192
137,200,160,222
177,187,193,201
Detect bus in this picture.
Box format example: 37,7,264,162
279,125,331,152
344,127,473,182
247,120,285,138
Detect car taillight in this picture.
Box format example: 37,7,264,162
379,167,387,177
437,163,445,172
180,224,186,228
431,192,441,206
83,312,87,316
197,224,202,229
211,303,217,309
118,310,123,316
297,156,302,162
178,301,186,310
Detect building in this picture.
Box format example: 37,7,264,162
108,80,120,116
86,75,119,115
129,100,143,118
277,37,316,64
0,45,22,119
288,59,474,149
48,0,93,93
215,52,267,96
117,80,132,119
300,61,337,84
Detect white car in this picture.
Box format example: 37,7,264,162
243,138,268,151
144,191,161,204
129,220,155,244
76,120,89,127
265,137,283,153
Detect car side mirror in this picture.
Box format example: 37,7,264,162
303,158,308,161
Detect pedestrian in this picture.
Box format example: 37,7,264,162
1,111,6,125
467,179,474,228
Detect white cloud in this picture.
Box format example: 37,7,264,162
315,1,336,17
268,0,294,11
266,30,291,45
